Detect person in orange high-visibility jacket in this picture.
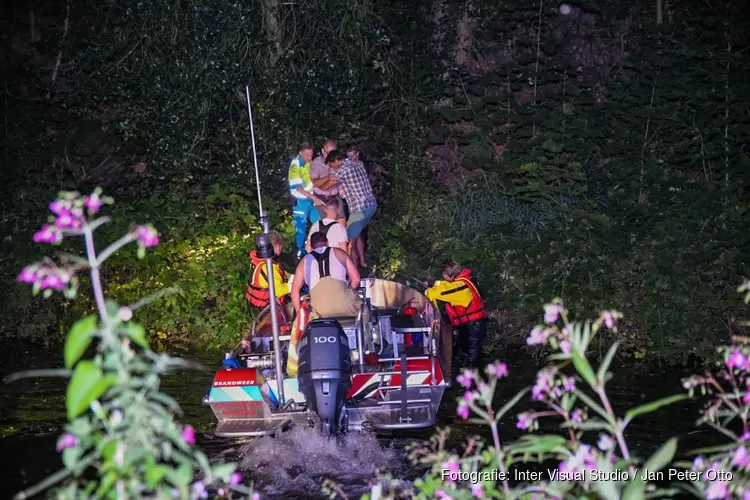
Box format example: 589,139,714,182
425,261,488,368
246,232,295,327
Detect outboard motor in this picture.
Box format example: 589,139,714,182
297,318,352,435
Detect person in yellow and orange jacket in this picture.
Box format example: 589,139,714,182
424,261,488,368
246,232,295,330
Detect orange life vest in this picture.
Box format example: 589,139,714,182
245,250,288,308
444,276,487,327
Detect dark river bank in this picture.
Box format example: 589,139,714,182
0,346,719,499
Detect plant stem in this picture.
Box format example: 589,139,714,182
488,421,510,494
597,385,633,472
84,226,108,322
95,233,137,265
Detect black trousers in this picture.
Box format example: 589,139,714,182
455,319,487,368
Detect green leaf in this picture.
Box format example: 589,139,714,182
643,437,678,473
573,389,611,422
167,462,193,488
62,446,81,470
65,362,117,420
95,471,118,498
596,341,620,384
685,442,738,456
105,299,119,319
123,322,149,349
622,475,645,500
495,387,530,422
64,315,98,369
509,434,567,454
561,418,612,431
99,438,118,460
571,348,597,387
625,395,688,423
211,463,236,483
146,464,170,490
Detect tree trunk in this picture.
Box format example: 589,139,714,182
262,0,282,67
656,0,663,25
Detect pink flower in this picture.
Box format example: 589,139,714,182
56,432,77,452
744,392,750,404
733,447,750,468
229,472,242,485
84,193,104,213
486,362,508,378
602,311,615,329
457,392,472,420
252,494,261,500
192,480,208,499
571,409,584,422
54,212,82,230
40,273,65,291
517,412,533,430
562,376,575,392
706,480,729,500
49,200,70,216
728,351,748,371
743,490,750,500
33,224,62,244
527,326,547,346
559,340,572,354
181,425,196,445
544,303,562,324
597,434,614,451
456,371,473,389
118,307,133,322
471,483,484,497
136,225,159,247
17,267,37,284
740,430,750,442
691,456,705,472
442,460,460,482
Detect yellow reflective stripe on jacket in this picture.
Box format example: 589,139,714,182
253,262,290,298
425,279,473,308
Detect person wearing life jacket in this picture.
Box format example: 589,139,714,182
424,261,488,368
305,199,348,253
246,232,295,325
290,231,362,320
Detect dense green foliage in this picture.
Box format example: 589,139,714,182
10,191,251,499
2,0,750,361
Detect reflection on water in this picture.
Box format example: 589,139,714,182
0,348,719,498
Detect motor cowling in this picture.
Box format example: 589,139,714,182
297,318,352,436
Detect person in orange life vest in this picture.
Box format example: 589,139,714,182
246,232,295,328
424,261,488,368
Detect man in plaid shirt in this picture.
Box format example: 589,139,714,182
326,149,377,268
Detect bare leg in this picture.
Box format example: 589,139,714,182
348,241,360,268
355,235,366,267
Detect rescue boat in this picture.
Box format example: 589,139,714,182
203,275,454,437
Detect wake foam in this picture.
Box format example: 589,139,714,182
238,427,411,499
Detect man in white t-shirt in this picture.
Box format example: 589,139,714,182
305,199,348,252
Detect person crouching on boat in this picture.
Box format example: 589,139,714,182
424,261,488,368
246,231,295,330
290,231,362,320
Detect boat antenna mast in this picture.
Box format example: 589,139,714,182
244,85,285,406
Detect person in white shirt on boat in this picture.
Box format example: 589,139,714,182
291,231,362,319
305,199,348,253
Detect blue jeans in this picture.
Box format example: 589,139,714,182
292,198,321,253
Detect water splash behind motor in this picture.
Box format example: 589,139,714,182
238,427,412,499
